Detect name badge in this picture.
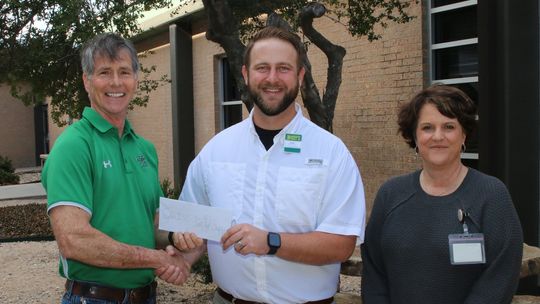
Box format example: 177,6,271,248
448,233,486,265
284,133,302,153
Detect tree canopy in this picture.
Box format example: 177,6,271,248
0,0,173,125
0,0,415,129
185,0,415,131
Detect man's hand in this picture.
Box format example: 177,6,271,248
221,224,269,256
170,232,204,251
154,246,191,285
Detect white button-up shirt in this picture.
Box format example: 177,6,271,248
181,104,365,303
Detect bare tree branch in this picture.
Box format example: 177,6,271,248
266,12,329,130
299,2,346,132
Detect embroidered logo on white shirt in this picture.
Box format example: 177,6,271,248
305,158,324,166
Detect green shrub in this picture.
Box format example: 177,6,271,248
0,155,19,185
160,178,180,199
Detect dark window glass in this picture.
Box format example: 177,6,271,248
450,83,479,154
462,158,478,168
221,58,243,129
223,104,243,128
432,0,465,7
222,58,241,101
434,44,478,79
450,83,479,164
452,82,478,104
432,6,477,43
464,125,479,154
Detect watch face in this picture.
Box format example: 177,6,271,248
269,232,281,247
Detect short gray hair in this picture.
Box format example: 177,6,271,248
80,33,139,76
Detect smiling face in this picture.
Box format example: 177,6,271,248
416,103,466,169
83,48,137,125
242,38,305,123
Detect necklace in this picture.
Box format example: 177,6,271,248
420,164,467,196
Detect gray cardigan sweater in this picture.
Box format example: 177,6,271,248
361,168,523,304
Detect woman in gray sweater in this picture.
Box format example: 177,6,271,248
361,85,523,304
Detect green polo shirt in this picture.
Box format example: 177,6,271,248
43,107,162,288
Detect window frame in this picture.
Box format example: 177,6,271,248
217,56,243,130
428,0,479,161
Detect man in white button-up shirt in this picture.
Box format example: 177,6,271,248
172,26,366,304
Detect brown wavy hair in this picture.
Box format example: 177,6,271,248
398,85,477,149
243,26,305,71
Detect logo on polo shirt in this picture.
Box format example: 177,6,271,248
103,160,112,168
136,155,148,168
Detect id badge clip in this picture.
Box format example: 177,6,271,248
448,209,486,265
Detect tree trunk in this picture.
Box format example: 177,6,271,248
201,0,251,111
201,1,344,132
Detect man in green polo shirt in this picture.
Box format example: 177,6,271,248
43,33,193,304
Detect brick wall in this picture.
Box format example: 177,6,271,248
192,32,225,152
42,1,424,215
129,44,175,183
46,97,68,150
302,3,424,215
134,1,425,214
0,85,36,168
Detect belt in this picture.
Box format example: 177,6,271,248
217,287,334,304
65,280,156,303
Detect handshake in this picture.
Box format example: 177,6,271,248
154,232,204,285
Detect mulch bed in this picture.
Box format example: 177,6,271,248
0,203,53,241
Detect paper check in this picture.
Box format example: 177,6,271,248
159,197,235,242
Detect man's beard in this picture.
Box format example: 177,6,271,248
247,82,300,117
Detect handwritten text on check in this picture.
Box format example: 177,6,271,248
159,197,235,242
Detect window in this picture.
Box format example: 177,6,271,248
218,57,243,130
429,0,478,168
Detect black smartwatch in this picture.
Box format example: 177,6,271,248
267,232,281,255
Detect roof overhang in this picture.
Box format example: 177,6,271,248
132,0,204,42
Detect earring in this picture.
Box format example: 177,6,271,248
414,146,419,156
461,143,466,152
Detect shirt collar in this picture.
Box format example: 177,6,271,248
248,103,304,138
82,107,135,137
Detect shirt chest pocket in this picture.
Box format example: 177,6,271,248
207,162,246,219
275,166,326,228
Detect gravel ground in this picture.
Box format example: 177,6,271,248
0,241,217,303
0,241,360,303
0,171,360,302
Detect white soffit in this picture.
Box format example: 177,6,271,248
138,0,204,31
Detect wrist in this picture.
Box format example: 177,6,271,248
168,232,181,251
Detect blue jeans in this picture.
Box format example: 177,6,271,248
61,281,156,304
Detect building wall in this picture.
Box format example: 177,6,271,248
177,2,424,214
43,1,422,211
128,44,175,183
0,85,36,168
306,3,425,214
192,32,224,151
46,97,68,150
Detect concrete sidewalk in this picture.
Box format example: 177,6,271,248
0,183,46,200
